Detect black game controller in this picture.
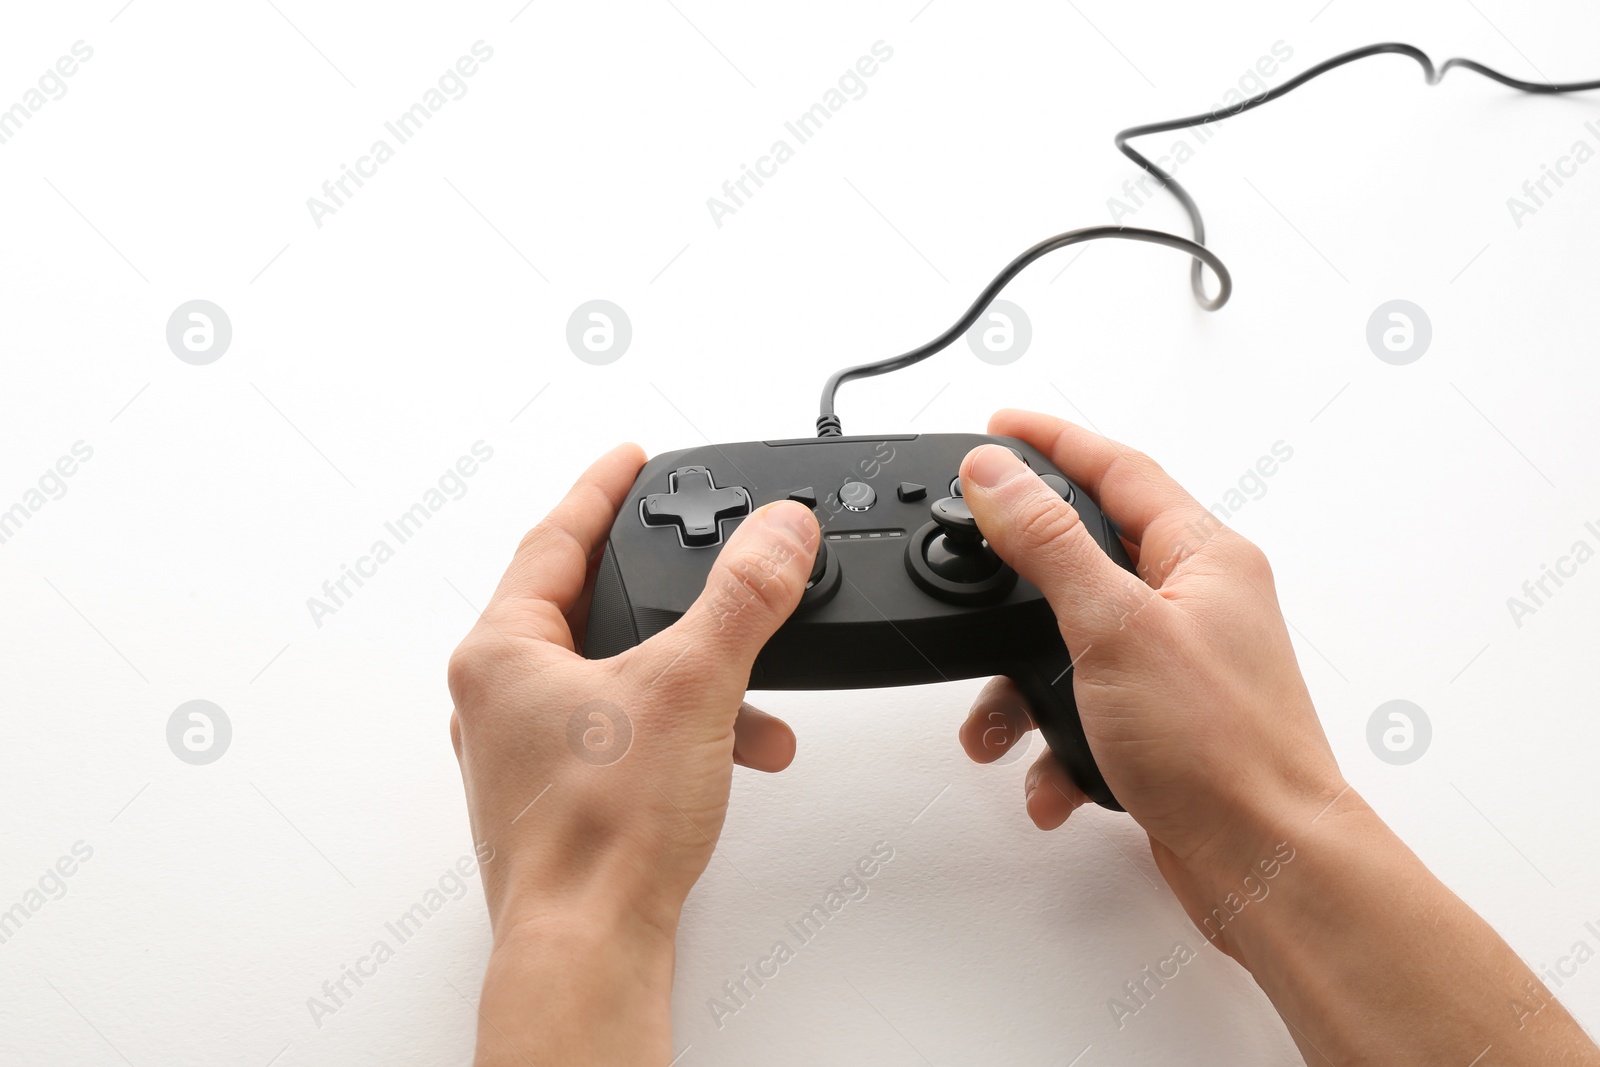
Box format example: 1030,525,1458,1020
583,433,1134,810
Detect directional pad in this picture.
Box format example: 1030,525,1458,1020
640,466,752,548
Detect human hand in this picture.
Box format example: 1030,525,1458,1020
954,410,1345,931
446,444,819,1064
956,411,1600,1066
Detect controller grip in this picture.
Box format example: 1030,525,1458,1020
1009,644,1122,811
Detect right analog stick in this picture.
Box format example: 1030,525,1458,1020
907,497,1015,601
925,497,1001,582
929,496,984,548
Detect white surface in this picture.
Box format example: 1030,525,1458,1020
3,1,1600,1063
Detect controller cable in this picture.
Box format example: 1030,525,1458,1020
815,42,1600,437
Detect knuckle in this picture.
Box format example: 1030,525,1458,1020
1123,446,1168,482
513,521,549,559
1106,446,1154,483
514,519,563,565
1105,447,1174,502
445,636,501,709
1224,534,1274,581
1012,493,1086,557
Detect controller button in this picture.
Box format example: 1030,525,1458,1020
640,466,752,548
896,481,927,502
787,487,818,509
839,480,876,511
1039,473,1076,505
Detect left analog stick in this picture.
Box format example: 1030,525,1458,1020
807,538,829,589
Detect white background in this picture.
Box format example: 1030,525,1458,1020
3,1,1599,1064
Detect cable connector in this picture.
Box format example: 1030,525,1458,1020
816,413,843,437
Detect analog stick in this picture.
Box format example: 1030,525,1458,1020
807,538,829,588
924,496,1003,583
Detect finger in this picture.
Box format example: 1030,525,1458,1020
732,703,797,772
561,539,609,647
959,677,1036,764
488,443,646,646
631,501,819,697
1025,750,1088,830
961,444,1160,643
988,409,1223,581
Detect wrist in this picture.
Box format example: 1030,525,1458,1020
483,832,692,947
1178,769,1355,892
490,857,685,950
475,896,678,1066
1180,781,1403,972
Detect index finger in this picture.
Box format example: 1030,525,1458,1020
487,442,645,646
987,408,1219,563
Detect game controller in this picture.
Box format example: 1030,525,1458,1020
578,43,1600,816
582,432,1134,810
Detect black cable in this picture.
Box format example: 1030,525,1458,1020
817,43,1600,437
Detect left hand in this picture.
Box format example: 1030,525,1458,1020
448,442,820,938
448,444,820,1065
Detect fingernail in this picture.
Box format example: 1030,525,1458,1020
763,500,817,545
968,445,1025,490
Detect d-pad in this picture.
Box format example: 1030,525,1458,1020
640,466,752,548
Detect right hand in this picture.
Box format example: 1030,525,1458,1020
957,410,1346,940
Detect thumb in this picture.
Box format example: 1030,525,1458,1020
960,444,1152,643
634,500,819,687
